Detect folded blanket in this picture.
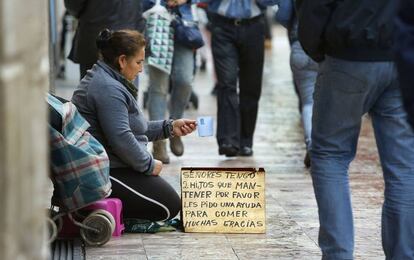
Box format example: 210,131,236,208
124,218,182,233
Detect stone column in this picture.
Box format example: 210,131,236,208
0,1,50,259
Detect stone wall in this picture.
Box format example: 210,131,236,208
0,1,50,259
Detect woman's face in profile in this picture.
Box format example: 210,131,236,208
120,47,145,81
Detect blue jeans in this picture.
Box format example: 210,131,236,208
311,57,414,259
290,41,318,150
147,43,194,120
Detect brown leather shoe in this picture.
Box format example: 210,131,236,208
169,136,184,156
152,140,170,164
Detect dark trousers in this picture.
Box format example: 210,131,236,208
109,168,181,221
211,15,265,149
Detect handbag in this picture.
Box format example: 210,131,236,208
143,0,175,74
173,14,204,49
47,94,111,211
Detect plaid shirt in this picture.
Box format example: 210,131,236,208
48,94,111,211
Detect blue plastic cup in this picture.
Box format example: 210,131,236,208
197,116,214,137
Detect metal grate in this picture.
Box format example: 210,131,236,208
50,239,84,260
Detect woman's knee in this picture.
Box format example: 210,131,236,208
165,190,181,220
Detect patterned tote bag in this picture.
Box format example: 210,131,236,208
47,94,111,211
143,0,174,74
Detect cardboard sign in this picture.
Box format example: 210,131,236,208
181,168,266,233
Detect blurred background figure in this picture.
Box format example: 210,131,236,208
144,0,202,164
394,0,414,129
263,7,273,50
194,0,278,157
64,0,145,79
56,10,71,79
195,2,218,96
195,3,210,72
275,0,317,168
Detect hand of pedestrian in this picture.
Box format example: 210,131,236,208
172,119,197,136
151,159,163,176
167,0,187,7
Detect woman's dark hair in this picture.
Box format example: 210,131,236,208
96,28,146,70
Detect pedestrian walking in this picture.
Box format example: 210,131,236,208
145,0,202,164
275,0,318,168
395,0,414,130
297,0,414,259
194,0,279,157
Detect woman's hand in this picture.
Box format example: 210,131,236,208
167,0,187,7
172,119,197,136
151,159,163,176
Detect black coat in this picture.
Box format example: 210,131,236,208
296,0,397,62
395,0,414,128
65,0,145,64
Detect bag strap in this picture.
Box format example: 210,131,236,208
47,94,71,133
46,93,91,144
47,93,64,117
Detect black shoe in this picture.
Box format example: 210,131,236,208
219,144,238,157
304,152,311,168
239,146,253,157
189,92,199,110
211,84,218,96
200,59,207,72
57,66,65,79
143,91,148,109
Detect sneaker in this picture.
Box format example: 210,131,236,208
169,136,184,156
152,140,170,164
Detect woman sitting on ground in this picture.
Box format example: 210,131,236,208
71,29,197,221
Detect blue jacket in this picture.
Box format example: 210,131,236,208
395,0,414,128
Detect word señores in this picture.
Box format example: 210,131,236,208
182,171,256,179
